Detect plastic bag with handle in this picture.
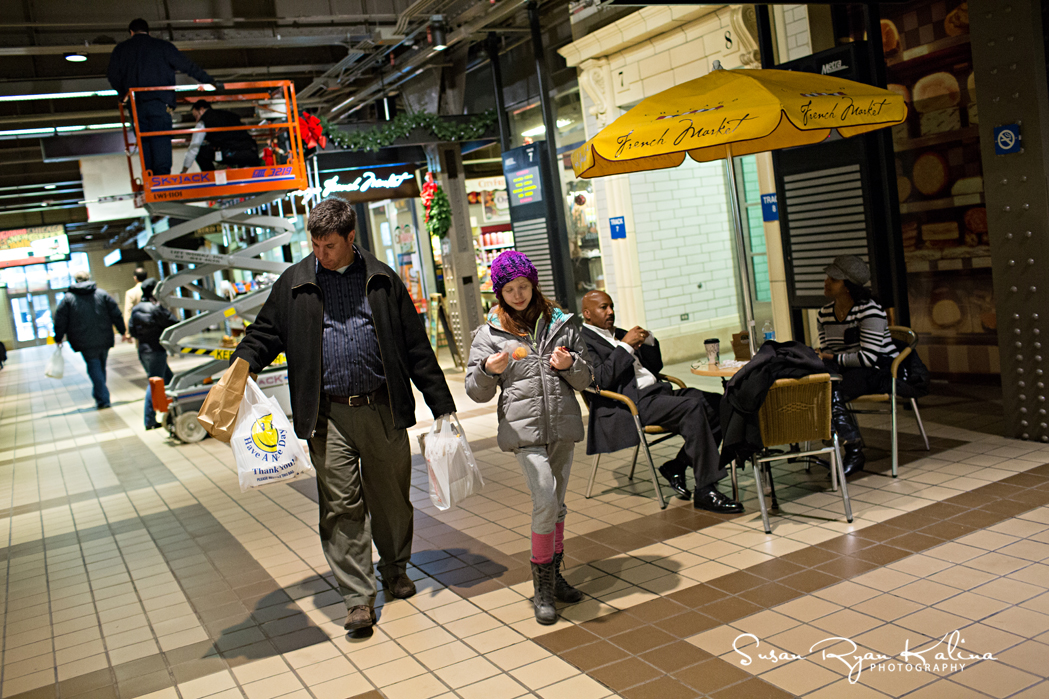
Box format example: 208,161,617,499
45,346,64,379
230,378,315,492
424,414,483,510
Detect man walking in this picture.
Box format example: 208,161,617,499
54,271,126,409
231,197,456,631
129,278,177,430
123,267,148,342
180,100,260,173
107,18,215,176
580,290,742,513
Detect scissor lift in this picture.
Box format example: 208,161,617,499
121,81,309,442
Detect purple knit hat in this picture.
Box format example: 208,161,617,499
490,250,539,298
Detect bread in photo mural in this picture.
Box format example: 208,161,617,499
944,2,969,37
912,152,950,196
881,19,900,54
914,72,962,135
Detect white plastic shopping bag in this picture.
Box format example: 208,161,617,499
230,378,315,492
425,414,484,510
45,346,64,379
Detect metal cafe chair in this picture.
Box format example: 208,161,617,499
746,373,854,534
847,326,931,478
582,375,689,510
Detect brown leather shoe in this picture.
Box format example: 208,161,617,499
382,574,417,599
343,605,376,630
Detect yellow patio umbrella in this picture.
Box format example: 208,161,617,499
572,63,908,351
572,63,908,178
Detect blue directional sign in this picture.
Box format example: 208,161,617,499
994,124,1022,155
609,216,626,239
761,193,779,222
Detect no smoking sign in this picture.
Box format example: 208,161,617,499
994,124,1022,155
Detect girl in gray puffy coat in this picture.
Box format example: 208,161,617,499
466,251,593,625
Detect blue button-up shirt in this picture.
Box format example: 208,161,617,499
315,251,385,396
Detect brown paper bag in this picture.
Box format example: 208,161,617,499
197,357,250,442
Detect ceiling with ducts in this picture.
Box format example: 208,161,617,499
0,0,556,248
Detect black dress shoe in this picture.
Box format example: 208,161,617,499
694,486,744,513
841,443,865,477
658,461,691,499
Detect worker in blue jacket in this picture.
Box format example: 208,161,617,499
107,18,215,176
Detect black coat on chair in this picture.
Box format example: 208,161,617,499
581,326,664,456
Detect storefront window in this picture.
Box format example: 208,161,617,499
565,178,603,309
509,90,586,152
1,266,28,295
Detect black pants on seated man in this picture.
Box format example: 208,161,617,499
637,383,726,490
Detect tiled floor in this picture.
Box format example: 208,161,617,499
1,343,1047,699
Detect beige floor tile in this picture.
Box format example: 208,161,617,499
813,581,882,607
927,565,998,591
415,640,478,671
178,670,237,699
485,641,550,672
362,656,428,687
509,656,577,691
242,672,305,699
434,656,501,689
773,595,842,623
933,591,1011,622
56,653,108,681
307,673,372,699
732,610,801,638
281,641,341,669
956,623,1026,655
3,653,56,680
888,555,953,578
400,627,457,655
761,658,840,695
455,674,529,699
995,640,1049,676
469,587,527,611
953,659,1041,697
984,607,1049,638
852,594,924,623
811,608,883,638
905,680,995,699
974,577,1044,604
379,673,449,699
232,658,291,684
957,531,1021,551
536,672,613,699
381,613,438,638
1,669,57,697
108,640,159,667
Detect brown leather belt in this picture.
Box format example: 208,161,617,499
327,387,383,407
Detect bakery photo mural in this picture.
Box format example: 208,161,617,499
881,1,996,369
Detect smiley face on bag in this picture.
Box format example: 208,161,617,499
251,414,281,453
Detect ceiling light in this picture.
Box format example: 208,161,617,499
519,119,574,138
64,53,88,63
44,185,56,190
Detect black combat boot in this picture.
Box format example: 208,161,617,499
552,552,583,603
530,561,558,625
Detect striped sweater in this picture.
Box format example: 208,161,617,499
817,299,898,368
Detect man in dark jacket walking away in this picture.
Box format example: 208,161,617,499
107,18,215,176
180,100,260,173
129,279,177,430
580,291,742,514
232,197,456,632
54,271,126,409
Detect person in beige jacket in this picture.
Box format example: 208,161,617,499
122,268,147,342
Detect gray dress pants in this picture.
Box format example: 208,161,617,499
308,394,412,609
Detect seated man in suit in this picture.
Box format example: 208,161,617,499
581,291,742,513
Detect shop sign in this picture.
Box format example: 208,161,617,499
993,124,1021,155
609,216,626,239
466,176,507,192
317,166,421,202
761,194,779,222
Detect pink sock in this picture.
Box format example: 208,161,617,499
530,531,554,564
554,521,565,554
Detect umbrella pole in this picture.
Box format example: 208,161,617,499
723,142,758,357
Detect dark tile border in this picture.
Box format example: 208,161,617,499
531,463,1049,698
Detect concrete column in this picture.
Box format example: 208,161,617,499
970,0,1049,441
435,143,485,362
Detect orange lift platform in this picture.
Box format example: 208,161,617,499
120,80,309,204
119,81,309,441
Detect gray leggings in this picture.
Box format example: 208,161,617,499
515,441,574,535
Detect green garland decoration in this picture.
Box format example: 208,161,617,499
424,185,452,239
320,110,497,152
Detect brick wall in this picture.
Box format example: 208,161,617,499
628,158,739,332
782,5,812,61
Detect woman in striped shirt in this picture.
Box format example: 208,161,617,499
816,255,898,475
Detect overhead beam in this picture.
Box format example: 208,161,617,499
0,34,364,56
